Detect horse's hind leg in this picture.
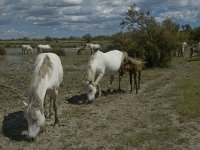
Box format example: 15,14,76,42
138,71,141,90
129,72,133,93
108,75,114,92
48,97,54,119
118,73,123,91
52,90,60,126
97,83,102,98
134,72,138,94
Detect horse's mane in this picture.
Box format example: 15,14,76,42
28,55,53,116
86,52,99,82
122,57,145,71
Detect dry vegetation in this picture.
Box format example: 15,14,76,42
0,49,200,149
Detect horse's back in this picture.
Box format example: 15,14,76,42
93,50,123,75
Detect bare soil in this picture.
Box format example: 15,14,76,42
0,51,200,150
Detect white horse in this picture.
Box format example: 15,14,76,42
86,43,100,54
37,44,52,53
85,50,128,101
22,45,33,54
24,53,63,141
197,42,200,56
181,42,187,57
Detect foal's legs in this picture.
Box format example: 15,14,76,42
118,73,123,91
138,71,141,90
129,72,133,93
52,89,60,126
134,72,138,94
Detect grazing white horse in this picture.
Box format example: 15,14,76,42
22,45,33,54
85,50,128,101
24,53,63,141
86,43,100,54
37,44,52,53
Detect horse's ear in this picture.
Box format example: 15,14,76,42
23,101,28,107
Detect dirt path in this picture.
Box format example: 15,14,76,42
1,54,200,150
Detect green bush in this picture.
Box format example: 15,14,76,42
144,42,160,67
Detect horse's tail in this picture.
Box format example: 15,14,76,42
28,55,53,112
28,54,53,100
38,55,53,78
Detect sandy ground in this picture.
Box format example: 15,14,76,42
0,50,200,150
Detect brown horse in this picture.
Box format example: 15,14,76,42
77,46,87,55
119,57,145,94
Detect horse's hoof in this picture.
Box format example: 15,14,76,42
48,113,54,119
54,122,61,127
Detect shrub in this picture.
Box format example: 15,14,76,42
0,47,6,55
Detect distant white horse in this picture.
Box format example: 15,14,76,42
37,44,52,53
22,45,33,54
181,42,187,57
175,42,187,57
197,42,200,56
85,50,128,101
24,53,63,141
86,43,100,54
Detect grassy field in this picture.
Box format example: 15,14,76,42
0,49,200,149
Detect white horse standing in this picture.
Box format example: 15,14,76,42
86,43,100,54
22,45,33,54
181,42,187,57
85,50,128,101
24,53,63,141
197,42,200,56
37,44,52,53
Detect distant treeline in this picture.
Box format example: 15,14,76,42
0,33,120,49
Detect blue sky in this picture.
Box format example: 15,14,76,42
0,0,200,39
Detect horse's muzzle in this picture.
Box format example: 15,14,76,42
27,136,36,142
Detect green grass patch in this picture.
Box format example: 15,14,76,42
176,64,200,117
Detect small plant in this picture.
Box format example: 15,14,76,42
0,46,6,55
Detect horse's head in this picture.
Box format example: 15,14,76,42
24,102,45,141
85,80,97,101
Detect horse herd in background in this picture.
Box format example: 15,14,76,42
174,41,200,58
22,41,200,58
21,44,52,54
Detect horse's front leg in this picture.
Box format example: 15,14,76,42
52,90,60,126
94,73,105,97
97,83,102,98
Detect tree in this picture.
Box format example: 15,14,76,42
82,33,92,43
121,4,182,67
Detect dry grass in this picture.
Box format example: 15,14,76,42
1,50,200,149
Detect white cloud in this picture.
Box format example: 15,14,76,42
0,0,199,38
